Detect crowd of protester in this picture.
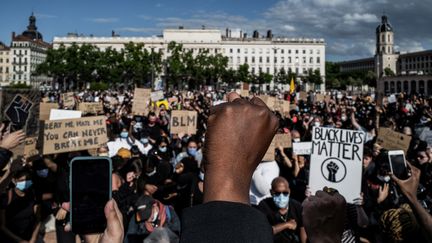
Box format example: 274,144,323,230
0,87,431,243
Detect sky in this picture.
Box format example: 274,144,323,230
1,0,431,62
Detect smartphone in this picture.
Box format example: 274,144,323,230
70,157,112,234
388,150,409,180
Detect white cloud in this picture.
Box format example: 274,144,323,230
283,25,296,32
88,18,119,23
343,13,377,25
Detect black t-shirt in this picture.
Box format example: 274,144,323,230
180,201,273,243
258,197,304,243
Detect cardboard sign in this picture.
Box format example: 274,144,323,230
388,95,397,104
62,92,75,108
376,128,411,153
273,100,290,113
0,89,40,158
263,141,276,161
315,94,325,103
299,91,307,101
324,95,332,103
4,95,34,131
273,133,292,148
258,95,276,109
49,109,82,121
78,102,103,115
42,97,50,103
39,103,59,120
293,142,312,155
24,137,39,158
309,127,365,203
236,89,249,97
41,116,108,155
170,110,198,134
132,88,151,115
151,91,164,102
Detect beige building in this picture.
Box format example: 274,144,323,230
0,42,11,86
54,28,326,91
338,15,432,95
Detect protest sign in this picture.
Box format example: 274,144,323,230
263,140,276,161
388,95,397,104
49,109,82,121
42,97,50,103
415,126,432,147
151,91,164,102
0,89,40,158
62,92,75,107
293,142,312,155
78,102,103,115
40,103,59,120
236,89,249,97
324,95,332,104
24,137,39,158
41,116,108,155
259,95,276,109
273,133,292,148
309,127,365,203
315,94,325,103
170,110,198,134
132,88,151,115
376,127,411,153
273,100,290,113
299,91,307,101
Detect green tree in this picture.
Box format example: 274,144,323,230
384,67,395,76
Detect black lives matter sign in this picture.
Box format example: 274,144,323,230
170,110,197,135
309,127,365,203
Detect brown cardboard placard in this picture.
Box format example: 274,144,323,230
39,103,59,120
376,127,412,153
315,94,325,103
263,140,276,161
24,137,39,158
41,116,108,155
132,88,151,115
274,133,292,148
78,102,103,115
61,92,75,108
273,100,291,113
299,91,307,101
258,95,276,109
42,97,50,103
170,110,198,134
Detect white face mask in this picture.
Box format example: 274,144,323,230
199,171,205,181
293,138,301,143
314,122,321,127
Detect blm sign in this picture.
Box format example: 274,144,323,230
309,127,365,203
170,110,198,134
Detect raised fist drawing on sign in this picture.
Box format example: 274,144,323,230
327,161,339,183
4,95,33,131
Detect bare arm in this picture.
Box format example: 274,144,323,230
300,227,307,243
392,164,432,241
43,157,57,172
350,108,361,129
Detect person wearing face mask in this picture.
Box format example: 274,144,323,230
175,139,202,168
126,195,180,243
137,137,153,156
258,177,307,243
141,112,163,146
107,128,142,157
0,169,41,243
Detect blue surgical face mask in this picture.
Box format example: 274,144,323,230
16,180,33,191
273,193,289,209
120,132,129,139
36,169,49,178
187,148,197,157
199,171,205,181
140,138,149,144
159,146,167,153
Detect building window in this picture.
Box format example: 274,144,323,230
281,49,285,54
266,57,270,63
303,57,306,64
403,81,409,92
274,57,277,63
244,48,248,54
251,67,255,74
237,49,240,53
252,49,255,54
419,80,425,94
397,81,402,93
310,57,313,63
259,67,262,73
244,57,248,63
288,57,291,63
266,67,270,73
281,57,285,63
303,50,306,54
0,58,2,63
5,67,8,73
310,49,313,54
230,49,233,53
274,49,277,54
317,57,321,63
237,57,240,63
288,50,291,54
259,57,262,63
411,81,417,94
295,50,299,54
252,57,255,63
295,57,299,63
384,82,389,93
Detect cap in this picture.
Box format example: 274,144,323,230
135,195,155,222
117,148,132,159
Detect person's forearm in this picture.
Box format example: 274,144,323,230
351,113,360,129
272,222,289,235
300,227,307,243
30,222,41,243
408,197,432,240
44,158,57,172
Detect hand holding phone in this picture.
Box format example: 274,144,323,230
388,150,409,180
70,157,112,234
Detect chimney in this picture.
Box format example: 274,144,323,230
12,32,16,39
253,30,259,38
240,30,243,39
244,33,247,38
226,28,229,37
229,30,232,38
267,30,272,39
112,30,115,37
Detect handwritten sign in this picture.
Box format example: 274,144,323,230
299,91,307,101
236,89,249,97
273,100,290,113
273,133,292,148
151,91,164,102
24,137,39,158
132,88,151,115
263,141,276,161
258,95,276,109
78,102,103,115
293,142,312,155
41,116,108,155
39,103,59,120
309,127,365,203
315,94,325,103
62,92,75,108
377,128,411,153
170,110,198,134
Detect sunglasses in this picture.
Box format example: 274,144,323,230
272,191,289,196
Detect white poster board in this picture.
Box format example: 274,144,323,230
49,109,82,121
309,127,365,203
293,142,312,155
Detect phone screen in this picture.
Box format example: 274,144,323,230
389,154,408,180
70,157,111,234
